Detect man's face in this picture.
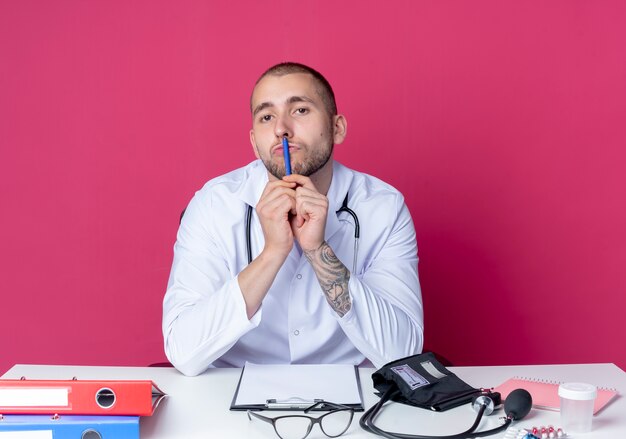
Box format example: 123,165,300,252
249,73,341,180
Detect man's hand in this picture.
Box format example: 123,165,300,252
283,174,329,252
255,180,297,259
283,174,350,316
238,180,297,319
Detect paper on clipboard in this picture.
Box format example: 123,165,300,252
231,363,363,411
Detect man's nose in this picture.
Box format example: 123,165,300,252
274,113,293,139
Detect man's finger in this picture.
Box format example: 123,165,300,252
259,185,297,206
282,174,318,191
260,180,297,198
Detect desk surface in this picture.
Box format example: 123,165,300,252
2,363,624,439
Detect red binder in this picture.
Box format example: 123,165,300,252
0,379,166,416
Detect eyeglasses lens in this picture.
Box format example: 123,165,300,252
320,410,353,437
274,416,313,439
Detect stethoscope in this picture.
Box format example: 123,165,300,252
359,386,533,439
245,192,360,272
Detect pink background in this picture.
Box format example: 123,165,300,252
1,1,625,375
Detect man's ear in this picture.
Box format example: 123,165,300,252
249,129,260,159
332,114,347,145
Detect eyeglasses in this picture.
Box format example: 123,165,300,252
247,401,355,439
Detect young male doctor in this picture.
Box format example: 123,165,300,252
162,62,423,376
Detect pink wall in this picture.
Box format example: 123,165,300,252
1,1,625,375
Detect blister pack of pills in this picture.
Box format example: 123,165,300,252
503,425,566,439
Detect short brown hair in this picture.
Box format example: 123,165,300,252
252,62,337,117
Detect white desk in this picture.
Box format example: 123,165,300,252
2,363,624,438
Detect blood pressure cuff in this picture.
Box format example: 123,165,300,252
372,352,481,412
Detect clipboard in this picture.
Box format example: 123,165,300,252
230,363,364,411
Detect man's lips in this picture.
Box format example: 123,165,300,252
272,143,298,155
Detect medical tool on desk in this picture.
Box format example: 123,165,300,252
359,352,533,439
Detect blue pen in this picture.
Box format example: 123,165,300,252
282,136,292,175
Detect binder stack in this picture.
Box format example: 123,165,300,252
0,378,166,438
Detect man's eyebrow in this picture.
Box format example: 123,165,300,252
253,96,317,117
252,102,273,117
287,95,315,105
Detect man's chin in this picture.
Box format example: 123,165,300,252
263,162,286,180
262,153,331,179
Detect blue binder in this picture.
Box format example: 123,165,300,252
0,414,139,438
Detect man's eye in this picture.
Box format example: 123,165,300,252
260,115,273,122
295,108,309,115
